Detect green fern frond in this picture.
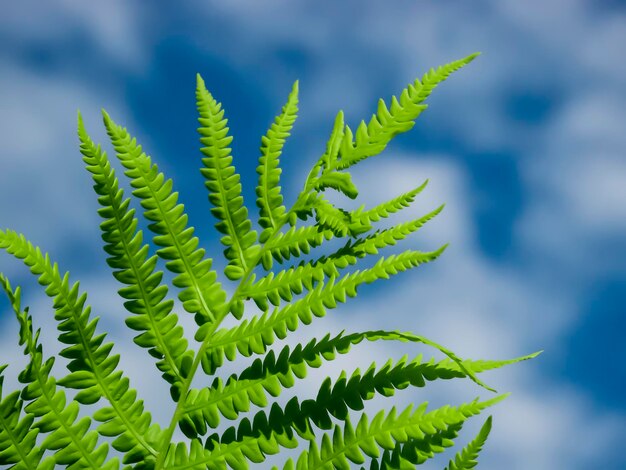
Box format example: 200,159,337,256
319,111,345,180
0,274,117,469
0,53,540,469
349,179,429,229
274,394,506,470
369,422,463,469
79,114,191,394
334,53,479,171
242,206,444,312
179,331,497,438
314,172,360,200
0,230,161,464
444,416,493,470
442,351,543,376
261,225,334,269
313,197,354,237
195,246,447,376
240,261,327,311
101,111,227,326
0,385,48,470
257,80,299,238
203,352,484,452
196,74,259,281
349,205,444,258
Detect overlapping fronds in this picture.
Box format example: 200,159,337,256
78,114,191,395
0,275,116,469
0,230,161,465
101,110,227,326
0,376,50,470
0,53,540,469
275,394,506,470
180,330,520,438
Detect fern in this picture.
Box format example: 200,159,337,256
0,53,540,469
443,416,493,470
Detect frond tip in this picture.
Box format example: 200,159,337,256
444,415,493,470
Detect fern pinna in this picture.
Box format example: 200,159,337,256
0,53,539,469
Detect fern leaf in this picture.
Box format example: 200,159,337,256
441,351,543,376
313,197,353,237
350,179,429,229
294,394,506,470
314,171,359,200
257,80,299,237
299,110,345,198
0,53,538,470
161,440,208,470
350,205,444,258
335,53,479,171
195,247,447,376
79,114,191,394
214,395,506,470
371,422,463,469
0,386,47,470
213,347,510,448
0,230,161,463
196,74,258,281
262,225,333,269
101,111,227,326
240,262,326,311
443,416,493,470
0,274,117,469
180,330,485,438
0,356,51,470
243,205,443,311
320,111,345,176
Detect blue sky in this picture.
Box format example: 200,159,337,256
1,1,625,469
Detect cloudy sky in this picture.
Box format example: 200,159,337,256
1,1,625,469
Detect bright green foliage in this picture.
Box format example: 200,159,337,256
445,416,492,470
443,416,493,470
0,53,540,469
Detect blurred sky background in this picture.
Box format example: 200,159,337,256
1,1,625,469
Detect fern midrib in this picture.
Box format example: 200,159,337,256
0,405,40,469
